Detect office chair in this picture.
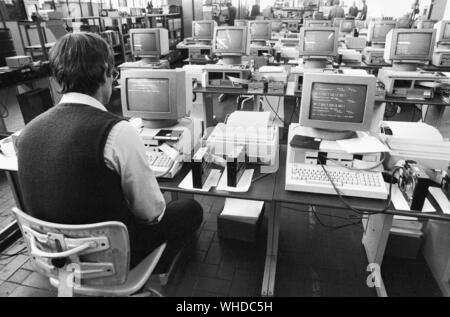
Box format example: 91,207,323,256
12,207,166,297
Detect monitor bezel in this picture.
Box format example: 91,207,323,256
367,21,396,43
248,20,272,40
192,20,216,40
300,73,376,132
385,29,436,61
129,28,162,58
213,26,249,55
299,27,339,57
120,69,181,121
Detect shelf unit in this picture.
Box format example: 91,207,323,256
101,16,130,65
17,20,54,61
143,11,184,50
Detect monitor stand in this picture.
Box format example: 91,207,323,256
300,127,357,141
251,40,267,46
303,58,330,69
143,119,179,129
371,43,385,49
392,61,422,72
222,55,243,65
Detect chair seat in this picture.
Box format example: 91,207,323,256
50,243,166,297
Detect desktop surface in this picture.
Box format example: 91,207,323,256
157,160,277,202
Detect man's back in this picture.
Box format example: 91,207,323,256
17,103,132,226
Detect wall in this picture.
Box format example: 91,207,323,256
430,0,447,20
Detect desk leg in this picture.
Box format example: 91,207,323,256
261,202,280,297
202,93,215,128
362,213,393,297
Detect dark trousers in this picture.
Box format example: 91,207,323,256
130,199,203,269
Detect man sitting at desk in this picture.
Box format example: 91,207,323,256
16,33,203,269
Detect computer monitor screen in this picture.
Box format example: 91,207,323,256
126,78,170,112
395,33,432,56
369,22,396,43
249,21,271,40
120,69,186,126
299,28,338,57
385,29,436,62
340,20,355,33
213,27,248,54
192,21,216,40
300,72,376,132
129,28,169,57
444,23,450,40
309,83,366,123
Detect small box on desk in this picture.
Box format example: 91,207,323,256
217,199,264,243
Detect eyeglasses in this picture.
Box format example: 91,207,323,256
112,69,120,81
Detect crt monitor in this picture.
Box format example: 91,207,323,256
129,28,170,59
384,29,436,64
120,68,186,128
271,20,283,32
192,20,217,40
340,19,355,33
213,26,249,55
367,21,396,44
434,20,450,44
299,27,339,57
303,19,332,28
299,72,376,140
248,20,272,41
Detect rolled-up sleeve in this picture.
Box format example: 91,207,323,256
104,121,166,223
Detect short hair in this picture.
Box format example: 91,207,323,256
49,32,114,96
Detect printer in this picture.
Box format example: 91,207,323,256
379,121,450,171
205,111,279,174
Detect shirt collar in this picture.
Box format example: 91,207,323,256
59,93,107,112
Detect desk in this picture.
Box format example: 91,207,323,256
0,148,279,296
269,146,450,297
2,141,450,297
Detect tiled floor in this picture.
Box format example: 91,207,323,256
0,92,443,297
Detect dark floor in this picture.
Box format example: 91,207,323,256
0,90,443,297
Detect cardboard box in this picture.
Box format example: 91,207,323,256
217,205,264,243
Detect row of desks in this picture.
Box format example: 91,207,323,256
3,142,448,296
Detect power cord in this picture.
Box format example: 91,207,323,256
318,159,404,216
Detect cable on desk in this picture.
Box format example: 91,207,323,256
318,160,404,216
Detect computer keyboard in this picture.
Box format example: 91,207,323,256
145,151,173,177
286,163,388,200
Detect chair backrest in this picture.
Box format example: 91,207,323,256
12,207,130,287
